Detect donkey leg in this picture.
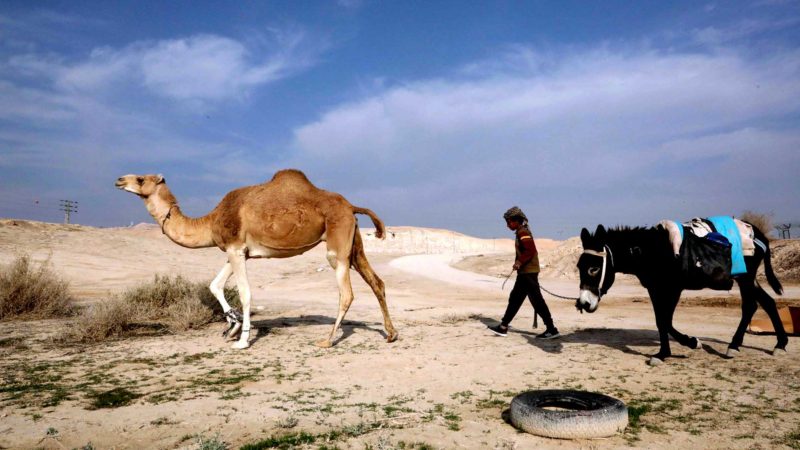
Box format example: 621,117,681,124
351,230,398,343
753,284,789,354
669,326,702,350
665,291,701,350
648,289,675,365
728,280,759,357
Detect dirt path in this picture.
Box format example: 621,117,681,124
391,252,800,300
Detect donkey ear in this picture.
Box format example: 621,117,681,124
595,224,607,241
580,227,591,244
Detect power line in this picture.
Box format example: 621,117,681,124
59,199,78,224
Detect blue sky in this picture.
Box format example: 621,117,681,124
1,1,799,239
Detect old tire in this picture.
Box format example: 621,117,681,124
509,390,628,439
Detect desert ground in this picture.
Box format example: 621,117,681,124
1,219,799,450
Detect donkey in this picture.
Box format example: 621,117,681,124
576,224,788,365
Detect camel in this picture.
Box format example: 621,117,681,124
115,169,398,349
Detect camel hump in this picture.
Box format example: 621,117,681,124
270,169,313,183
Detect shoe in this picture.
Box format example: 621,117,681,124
488,325,508,337
536,329,560,339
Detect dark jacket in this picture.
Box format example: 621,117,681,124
515,226,540,273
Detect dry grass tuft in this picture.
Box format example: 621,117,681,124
438,313,477,325
770,240,800,283
0,255,74,320
63,275,239,343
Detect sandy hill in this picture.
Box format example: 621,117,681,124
1,218,800,450
2,218,796,298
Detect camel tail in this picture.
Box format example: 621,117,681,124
752,224,783,295
353,206,385,239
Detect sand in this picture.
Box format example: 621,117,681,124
1,219,799,450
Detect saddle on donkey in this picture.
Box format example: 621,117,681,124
657,216,762,291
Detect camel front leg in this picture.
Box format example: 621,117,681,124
317,256,354,348
228,249,252,350
209,262,241,340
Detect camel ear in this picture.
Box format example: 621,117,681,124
156,174,165,184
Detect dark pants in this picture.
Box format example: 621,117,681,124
501,272,555,330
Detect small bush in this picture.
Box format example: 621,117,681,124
740,210,773,237
70,300,137,342
196,433,229,450
88,387,142,409
63,275,240,343
0,255,74,320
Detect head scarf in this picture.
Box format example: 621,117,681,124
503,206,528,224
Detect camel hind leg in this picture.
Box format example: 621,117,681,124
351,228,398,343
317,216,357,348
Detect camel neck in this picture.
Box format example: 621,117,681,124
145,185,216,249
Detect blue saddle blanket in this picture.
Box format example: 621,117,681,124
666,216,748,277
707,216,746,276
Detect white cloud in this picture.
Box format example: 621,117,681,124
692,17,800,46
293,47,799,177
286,45,800,235
13,30,323,104
0,26,327,186
139,35,289,101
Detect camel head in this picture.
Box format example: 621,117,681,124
115,174,165,198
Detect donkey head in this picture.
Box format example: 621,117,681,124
576,225,616,313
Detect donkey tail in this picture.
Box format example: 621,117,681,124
353,206,385,239
752,224,783,295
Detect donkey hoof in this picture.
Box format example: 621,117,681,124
647,357,664,366
231,340,250,350
691,338,702,350
315,339,333,348
726,348,740,358
772,347,788,357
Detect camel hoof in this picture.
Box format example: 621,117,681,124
773,347,787,357
315,339,333,348
231,340,250,350
726,348,740,358
647,357,664,366
386,331,399,343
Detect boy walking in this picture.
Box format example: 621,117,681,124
488,206,559,339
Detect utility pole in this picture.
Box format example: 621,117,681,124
59,200,78,224
775,224,792,239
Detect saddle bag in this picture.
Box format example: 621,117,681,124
680,231,734,291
